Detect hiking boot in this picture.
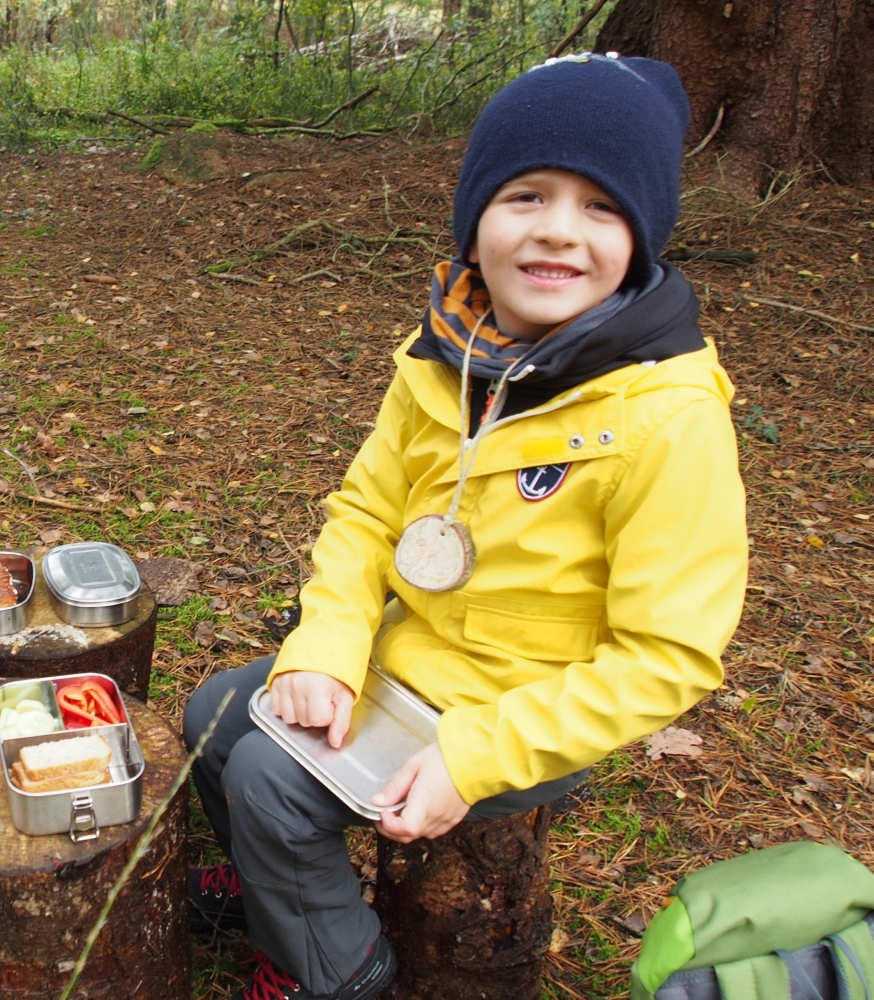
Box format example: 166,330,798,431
230,935,397,1000
189,862,247,934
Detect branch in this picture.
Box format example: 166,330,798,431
106,110,170,135
685,103,725,159
549,0,612,60
664,248,757,264
311,85,380,129
739,294,874,333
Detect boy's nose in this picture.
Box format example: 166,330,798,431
531,202,581,247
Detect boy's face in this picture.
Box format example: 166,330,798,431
469,170,634,341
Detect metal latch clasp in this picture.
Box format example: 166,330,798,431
69,794,99,842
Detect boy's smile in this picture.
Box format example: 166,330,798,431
469,170,634,341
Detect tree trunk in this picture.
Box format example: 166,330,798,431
442,0,462,21
595,0,874,196
375,806,553,1000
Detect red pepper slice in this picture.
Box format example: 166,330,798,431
81,682,122,725
57,686,103,726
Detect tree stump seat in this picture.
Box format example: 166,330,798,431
0,695,189,1000
375,805,554,1000
0,557,157,700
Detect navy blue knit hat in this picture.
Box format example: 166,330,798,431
453,53,691,287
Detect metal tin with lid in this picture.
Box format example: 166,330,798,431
42,542,141,627
249,665,439,820
0,552,36,636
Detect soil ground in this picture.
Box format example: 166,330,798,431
0,131,872,1000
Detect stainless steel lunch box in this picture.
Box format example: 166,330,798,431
0,673,144,839
249,665,439,820
42,542,141,627
0,551,36,636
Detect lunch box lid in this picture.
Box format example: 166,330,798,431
249,666,440,820
42,543,141,607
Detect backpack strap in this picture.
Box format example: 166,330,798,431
776,950,828,1000
714,954,790,1000
826,919,874,1000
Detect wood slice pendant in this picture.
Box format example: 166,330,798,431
394,515,475,592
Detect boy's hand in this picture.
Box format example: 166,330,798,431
372,742,469,842
269,671,354,749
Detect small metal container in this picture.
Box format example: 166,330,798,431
1,673,144,839
42,542,141,627
0,552,36,636
249,665,439,820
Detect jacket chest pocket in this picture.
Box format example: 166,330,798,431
462,604,605,663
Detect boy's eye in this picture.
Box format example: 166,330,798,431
589,200,620,213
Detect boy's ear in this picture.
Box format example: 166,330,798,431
468,242,479,264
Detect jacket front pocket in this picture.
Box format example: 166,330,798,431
462,604,603,663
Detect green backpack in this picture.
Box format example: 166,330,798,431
632,842,874,1000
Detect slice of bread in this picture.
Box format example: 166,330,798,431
10,761,110,793
18,734,111,782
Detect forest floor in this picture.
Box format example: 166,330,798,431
0,131,872,1000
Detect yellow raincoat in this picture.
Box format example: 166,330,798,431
269,332,747,804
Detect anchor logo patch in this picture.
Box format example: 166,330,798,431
517,463,570,501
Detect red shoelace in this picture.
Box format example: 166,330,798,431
243,952,301,999
199,862,242,898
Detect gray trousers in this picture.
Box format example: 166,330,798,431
183,656,588,994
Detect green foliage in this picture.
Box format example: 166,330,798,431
140,136,166,169
0,0,618,148
738,405,779,444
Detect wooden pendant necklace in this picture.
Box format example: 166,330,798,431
394,311,524,592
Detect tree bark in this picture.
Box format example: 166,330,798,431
375,806,553,1000
595,0,874,196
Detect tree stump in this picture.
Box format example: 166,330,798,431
0,695,189,1000
375,806,553,1000
0,560,157,699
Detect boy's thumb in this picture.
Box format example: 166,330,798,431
373,759,417,806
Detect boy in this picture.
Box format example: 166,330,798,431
184,53,748,1000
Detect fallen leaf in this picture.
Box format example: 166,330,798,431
139,501,156,512
801,774,837,793
853,513,871,521
805,535,825,549
148,444,165,456
194,621,216,647
549,928,570,954
792,787,819,808
798,821,824,838
83,273,122,285
125,406,149,415
121,507,138,518
614,912,647,937
35,429,61,458
841,767,865,784
774,718,795,732
645,726,704,761
39,528,64,544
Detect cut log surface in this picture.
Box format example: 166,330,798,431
0,694,189,1000
0,560,156,698
376,806,553,1000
